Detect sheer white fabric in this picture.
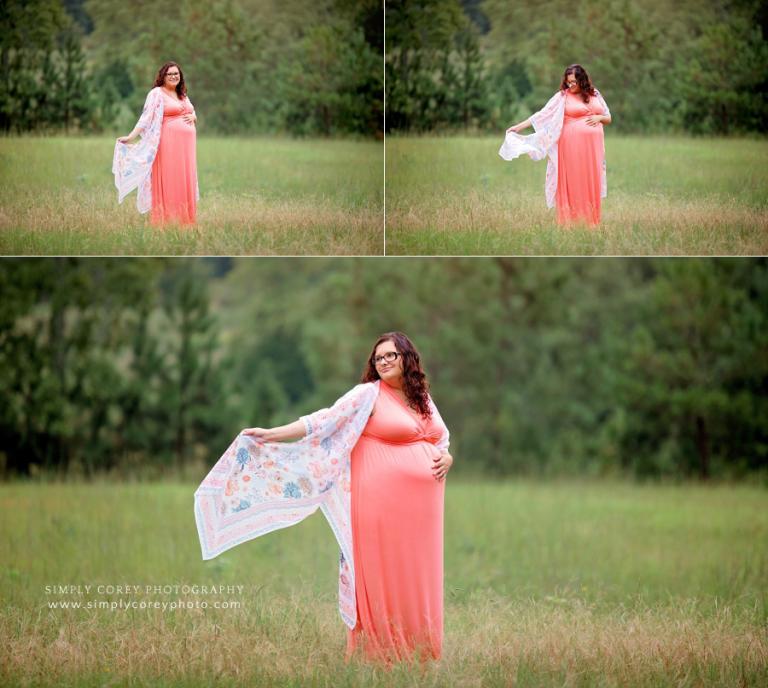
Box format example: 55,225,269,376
499,89,610,208
112,87,164,214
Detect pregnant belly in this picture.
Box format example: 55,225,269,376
562,118,603,141
356,435,442,484
162,117,196,141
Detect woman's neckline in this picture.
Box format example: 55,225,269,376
161,88,182,102
381,380,424,422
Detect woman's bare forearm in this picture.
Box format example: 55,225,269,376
264,419,306,442
507,117,532,133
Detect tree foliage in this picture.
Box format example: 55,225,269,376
1,0,382,136
2,258,766,482
0,0,98,132
386,0,768,134
0,259,229,478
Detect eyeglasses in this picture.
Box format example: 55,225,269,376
166,73,180,78
373,351,401,365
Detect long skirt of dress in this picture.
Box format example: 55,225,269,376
150,97,197,225
346,381,445,664
555,91,607,227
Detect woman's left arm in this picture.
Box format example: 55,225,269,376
586,102,611,127
183,99,197,125
597,89,611,125
429,396,453,481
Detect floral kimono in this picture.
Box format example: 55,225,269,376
194,379,450,629
112,87,199,213
499,89,610,208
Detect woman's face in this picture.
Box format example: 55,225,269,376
566,72,579,92
374,340,404,386
164,66,181,89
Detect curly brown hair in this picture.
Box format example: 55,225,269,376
153,62,187,99
361,332,432,418
560,64,596,103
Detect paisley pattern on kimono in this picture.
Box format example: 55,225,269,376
499,89,610,208
194,379,450,630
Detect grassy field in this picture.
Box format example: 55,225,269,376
1,478,766,686
385,136,768,255
0,137,383,255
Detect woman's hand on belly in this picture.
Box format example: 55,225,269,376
432,450,453,482
584,115,604,127
182,113,196,126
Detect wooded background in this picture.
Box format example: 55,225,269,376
0,0,382,136
1,258,766,481
4,1,765,136
386,0,768,134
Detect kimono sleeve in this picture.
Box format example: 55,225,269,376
530,91,563,132
301,383,374,438
428,394,450,453
133,88,161,137
594,89,610,117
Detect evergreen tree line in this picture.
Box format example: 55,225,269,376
1,258,766,482
386,0,768,135
0,0,382,136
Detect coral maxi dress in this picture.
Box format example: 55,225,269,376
556,90,608,226
151,93,198,225
346,380,446,663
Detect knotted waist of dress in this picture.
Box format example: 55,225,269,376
359,431,439,447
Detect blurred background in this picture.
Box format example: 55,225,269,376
1,257,766,483
385,0,768,134
0,0,382,137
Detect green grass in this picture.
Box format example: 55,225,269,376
385,136,768,255
0,137,383,255
1,478,766,686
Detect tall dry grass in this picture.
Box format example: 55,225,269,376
2,592,765,686
0,191,381,255
387,191,768,255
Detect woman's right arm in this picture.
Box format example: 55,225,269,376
507,117,532,134
117,126,140,144
242,419,306,442
117,90,158,143
242,383,374,444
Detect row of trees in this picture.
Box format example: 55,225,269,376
0,1,96,132
0,259,230,477
386,0,768,134
5,0,764,136
1,258,766,482
1,0,382,136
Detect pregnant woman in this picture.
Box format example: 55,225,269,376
113,62,199,225
499,64,612,226
194,332,454,665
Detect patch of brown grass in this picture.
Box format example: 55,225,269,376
0,192,383,255
387,191,768,255
2,592,765,687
